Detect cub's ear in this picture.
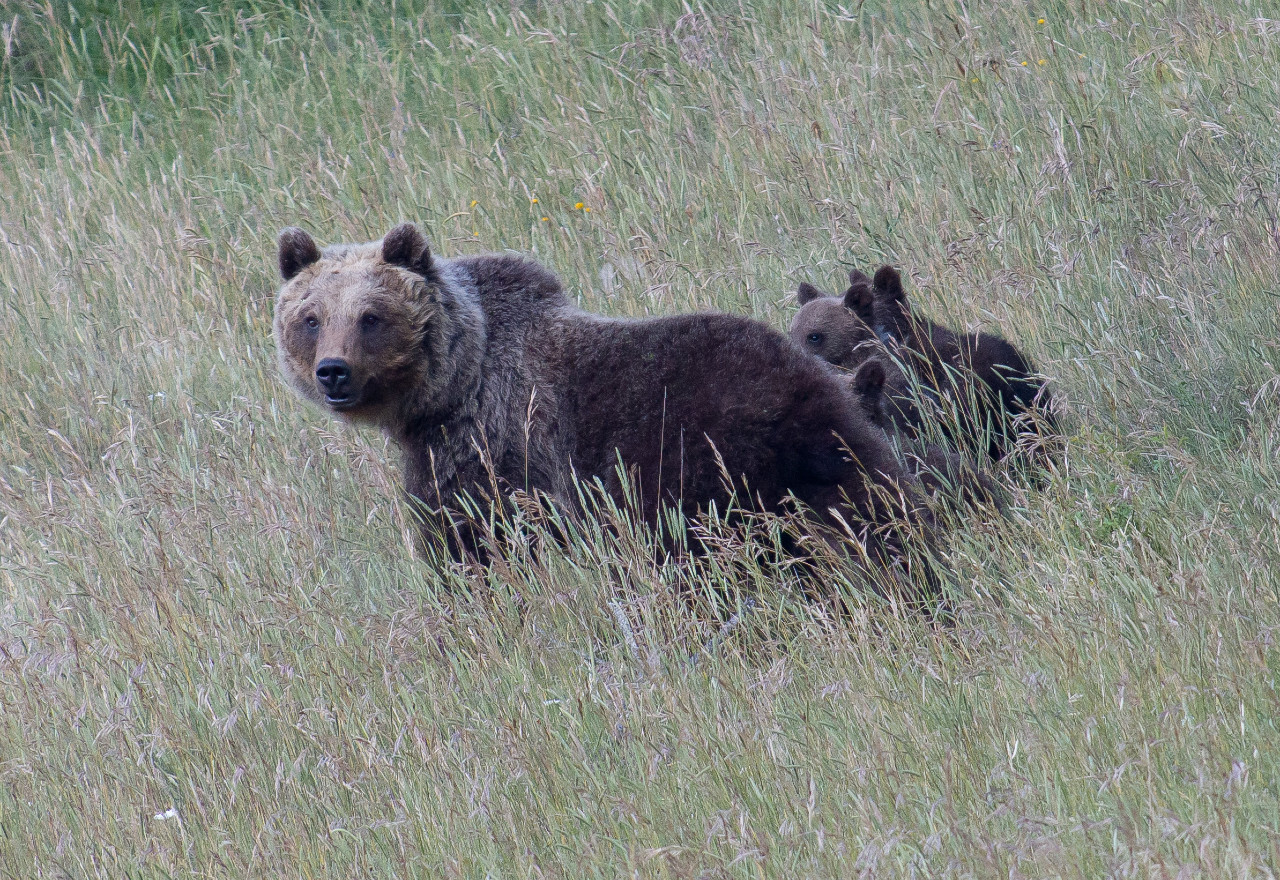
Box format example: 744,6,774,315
278,227,320,281
872,265,907,307
848,267,871,287
843,278,876,326
852,357,886,399
796,282,825,306
381,223,434,276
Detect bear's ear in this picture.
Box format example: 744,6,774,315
848,267,871,287
381,223,434,276
278,227,320,281
796,282,825,306
852,357,886,399
843,279,876,325
872,265,908,307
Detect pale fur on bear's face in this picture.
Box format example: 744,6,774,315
273,227,437,427
788,279,879,370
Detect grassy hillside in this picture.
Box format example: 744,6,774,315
2,0,1279,875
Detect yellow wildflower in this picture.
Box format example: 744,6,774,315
584,207,591,213
541,217,549,222
574,202,584,210
531,198,538,204
1021,61,1028,66
470,200,477,207
1038,59,1046,65
1037,18,1045,23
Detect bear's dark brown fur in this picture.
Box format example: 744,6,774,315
850,358,1004,512
789,276,928,440
790,279,1004,510
869,266,1057,462
792,267,1057,464
273,224,935,589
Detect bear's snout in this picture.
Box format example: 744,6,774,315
316,358,354,403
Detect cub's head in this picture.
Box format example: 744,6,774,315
273,223,441,424
848,354,925,435
870,265,911,338
849,356,891,430
788,273,878,370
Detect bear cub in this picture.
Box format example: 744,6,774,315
791,278,926,438
791,267,1056,465
790,283,1001,511
849,356,1004,512
868,266,1057,463
273,224,935,589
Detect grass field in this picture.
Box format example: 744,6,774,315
2,0,1280,876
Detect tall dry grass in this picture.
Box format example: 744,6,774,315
1,0,1279,876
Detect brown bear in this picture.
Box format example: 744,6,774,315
789,277,930,441
790,279,1003,511
849,357,1005,512
273,223,936,592
793,268,1056,464
791,280,878,368
867,266,1057,463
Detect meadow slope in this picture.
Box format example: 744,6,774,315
1,1,1279,876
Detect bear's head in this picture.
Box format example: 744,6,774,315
849,356,891,430
787,273,878,369
273,223,453,427
789,272,935,436
870,265,911,341
846,353,929,438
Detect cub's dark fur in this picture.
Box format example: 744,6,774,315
790,279,925,435
792,267,1056,464
850,358,1004,512
790,278,1004,510
273,224,934,589
869,266,1056,462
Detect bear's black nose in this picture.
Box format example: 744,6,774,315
316,358,352,395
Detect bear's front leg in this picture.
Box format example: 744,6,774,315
399,444,501,567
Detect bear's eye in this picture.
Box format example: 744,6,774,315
361,313,381,329
304,315,319,330
807,332,823,344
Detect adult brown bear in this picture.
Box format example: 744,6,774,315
272,224,936,592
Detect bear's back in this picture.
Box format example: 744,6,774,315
540,311,900,523
550,311,842,433
451,252,571,336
